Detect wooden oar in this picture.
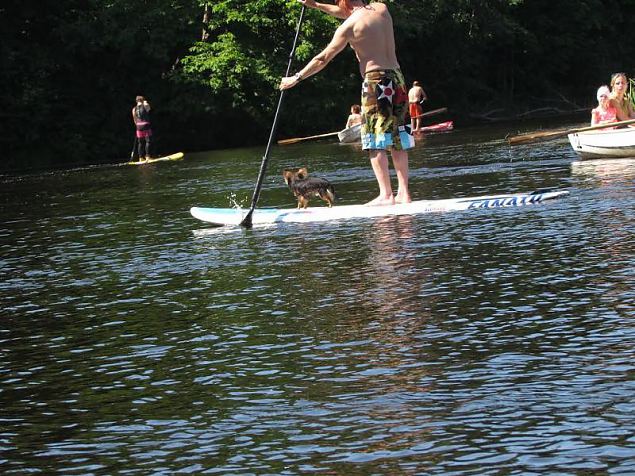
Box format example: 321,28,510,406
279,108,449,145
508,118,635,145
411,107,448,120
277,131,340,145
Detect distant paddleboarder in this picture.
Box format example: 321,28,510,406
132,96,152,161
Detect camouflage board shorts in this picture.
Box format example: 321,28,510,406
360,69,415,151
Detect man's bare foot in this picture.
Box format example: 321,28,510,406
365,195,395,206
395,194,412,204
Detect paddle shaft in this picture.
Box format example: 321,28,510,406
130,137,137,160
508,118,635,145
240,6,305,228
411,107,448,120
277,131,340,145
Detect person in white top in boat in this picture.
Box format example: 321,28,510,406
590,85,617,126
280,0,414,206
408,81,428,131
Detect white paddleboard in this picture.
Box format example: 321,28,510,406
190,190,569,226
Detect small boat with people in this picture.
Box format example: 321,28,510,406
568,127,635,159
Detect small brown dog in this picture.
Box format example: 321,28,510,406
283,167,335,209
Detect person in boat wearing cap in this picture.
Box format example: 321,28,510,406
609,73,635,122
591,85,618,126
280,0,414,206
132,96,152,161
408,80,428,132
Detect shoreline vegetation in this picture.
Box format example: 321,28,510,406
1,1,634,172
0,109,587,176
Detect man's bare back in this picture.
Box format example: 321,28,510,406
408,85,425,103
340,3,400,75
279,1,401,86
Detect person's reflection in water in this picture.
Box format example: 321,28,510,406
358,214,438,348
365,214,423,307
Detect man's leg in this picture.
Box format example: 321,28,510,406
138,138,145,161
366,149,395,206
145,136,152,159
392,149,411,204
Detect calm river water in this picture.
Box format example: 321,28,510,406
2,123,634,474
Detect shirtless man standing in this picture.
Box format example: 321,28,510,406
408,81,428,132
280,0,413,205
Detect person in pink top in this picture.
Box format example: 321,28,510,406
591,85,617,126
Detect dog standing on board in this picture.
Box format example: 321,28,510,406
283,167,335,209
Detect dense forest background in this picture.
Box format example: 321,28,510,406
1,0,634,170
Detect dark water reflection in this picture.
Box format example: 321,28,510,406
1,125,634,474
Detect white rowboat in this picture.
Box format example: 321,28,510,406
338,123,362,143
191,190,569,227
568,127,635,159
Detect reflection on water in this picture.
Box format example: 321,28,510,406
1,127,635,473
571,158,635,182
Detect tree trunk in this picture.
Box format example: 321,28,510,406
201,4,210,41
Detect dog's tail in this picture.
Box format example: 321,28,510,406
325,184,336,205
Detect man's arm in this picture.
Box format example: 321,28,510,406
280,22,350,90
420,87,428,103
298,0,349,19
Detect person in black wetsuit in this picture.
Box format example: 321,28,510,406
132,96,152,161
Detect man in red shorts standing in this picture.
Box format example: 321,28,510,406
408,80,428,132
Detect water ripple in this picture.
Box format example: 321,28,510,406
1,129,634,473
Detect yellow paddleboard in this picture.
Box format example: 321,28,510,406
128,152,184,165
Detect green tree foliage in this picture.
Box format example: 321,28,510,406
177,0,359,138
1,0,200,167
392,0,635,113
1,0,634,170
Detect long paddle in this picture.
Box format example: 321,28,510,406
411,107,448,120
508,118,635,145
277,130,340,145
278,107,449,145
240,6,305,228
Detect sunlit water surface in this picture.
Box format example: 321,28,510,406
1,124,634,474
